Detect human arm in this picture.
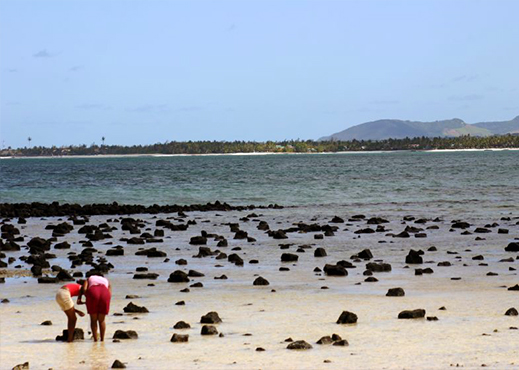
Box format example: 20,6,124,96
77,280,88,305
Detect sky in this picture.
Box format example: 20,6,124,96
0,0,518,148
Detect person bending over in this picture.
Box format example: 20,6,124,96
55,281,86,342
78,275,112,342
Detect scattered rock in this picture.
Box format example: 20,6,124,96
173,321,191,329
171,333,189,342
201,311,222,324
123,302,149,313
56,328,84,341
287,340,313,350
201,325,218,335
386,287,405,297
167,270,189,283
12,362,29,370
505,308,518,316
336,311,358,324
281,253,298,262
316,336,333,345
314,248,327,257
323,264,347,276
111,359,126,368
253,276,270,286
398,309,426,319
113,330,138,339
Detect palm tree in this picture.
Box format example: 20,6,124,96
27,137,32,147
101,136,105,146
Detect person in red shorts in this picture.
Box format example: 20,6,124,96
77,274,112,342
55,281,86,342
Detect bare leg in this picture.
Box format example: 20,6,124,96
75,308,85,317
90,314,99,342
98,314,106,342
64,308,77,343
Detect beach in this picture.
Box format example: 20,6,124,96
1,205,518,369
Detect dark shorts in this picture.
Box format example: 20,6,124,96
86,285,111,315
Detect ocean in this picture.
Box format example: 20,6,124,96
1,151,518,217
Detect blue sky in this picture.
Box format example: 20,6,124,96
1,0,518,148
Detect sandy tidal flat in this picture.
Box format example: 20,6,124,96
1,207,518,369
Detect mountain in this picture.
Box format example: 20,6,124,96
472,116,519,135
319,116,519,141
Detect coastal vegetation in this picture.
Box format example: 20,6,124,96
2,134,519,157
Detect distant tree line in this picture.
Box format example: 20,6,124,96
2,135,519,157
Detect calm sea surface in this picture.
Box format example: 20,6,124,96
1,151,518,216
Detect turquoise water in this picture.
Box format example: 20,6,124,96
1,151,518,213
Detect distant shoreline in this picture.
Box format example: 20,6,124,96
1,147,518,160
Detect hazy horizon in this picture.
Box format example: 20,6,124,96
1,0,518,148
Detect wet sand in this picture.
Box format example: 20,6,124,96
1,207,518,369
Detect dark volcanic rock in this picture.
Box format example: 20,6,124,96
188,270,205,277
354,228,375,234
253,276,270,286
41,320,53,325
201,325,218,335
271,230,288,239
111,360,126,368
393,231,410,238
367,217,389,225
123,302,149,313
330,216,344,223
333,339,349,346
56,328,84,341
106,248,124,256
113,330,138,339
336,311,358,324
173,321,191,329
505,243,519,252
386,287,405,297
452,221,470,229
201,311,222,324
56,270,74,281
281,253,298,262
133,273,159,280
228,253,244,266
168,270,190,283
234,230,248,239
508,284,519,291
316,336,333,345
405,250,423,264
171,333,189,342
398,309,426,319
323,264,347,276
54,242,71,249
366,262,392,273
189,236,207,245
354,249,373,260
314,248,327,257
287,340,313,350
505,307,518,316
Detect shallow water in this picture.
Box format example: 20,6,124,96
1,151,518,219
1,208,518,369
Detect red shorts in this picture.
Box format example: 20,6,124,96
86,285,111,315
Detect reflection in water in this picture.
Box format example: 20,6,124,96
89,342,109,370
